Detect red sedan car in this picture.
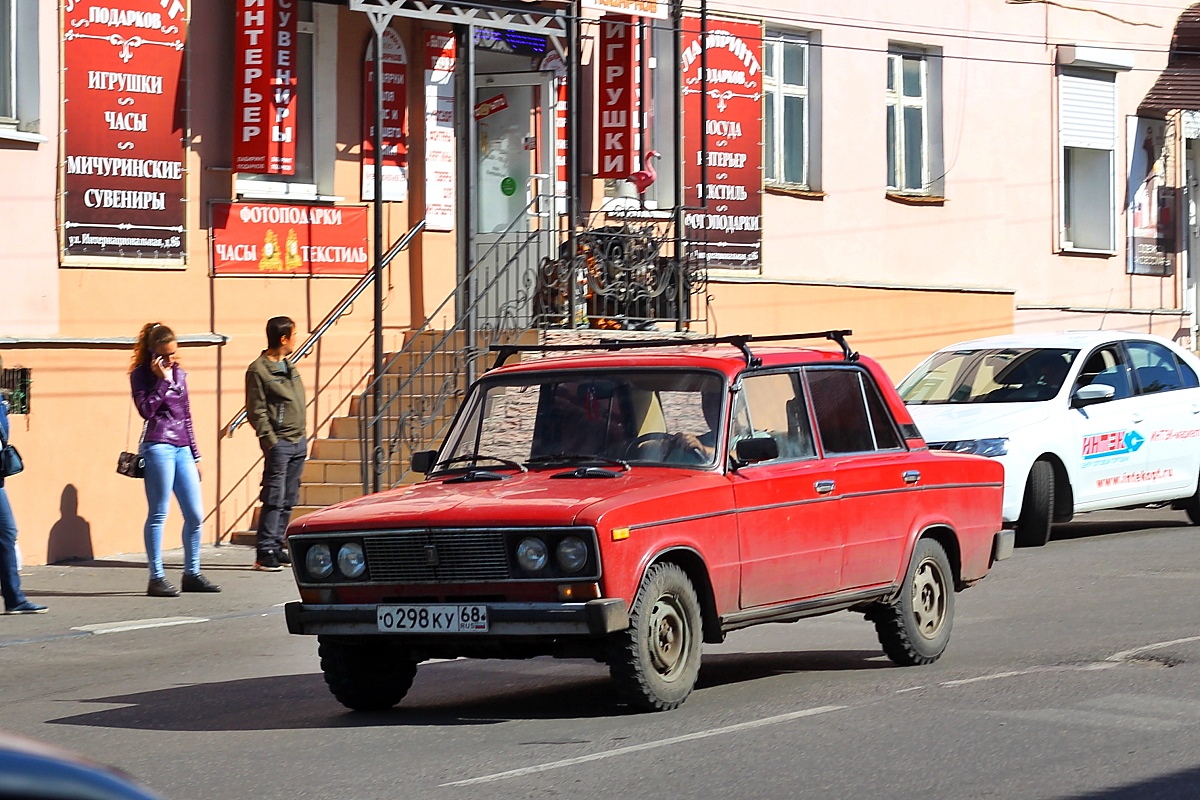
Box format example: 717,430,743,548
285,332,1009,712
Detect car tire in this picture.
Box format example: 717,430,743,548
1014,460,1055,547
1183,479,1200,526
608,562,703,712
317,636,419,712
869,538,955,667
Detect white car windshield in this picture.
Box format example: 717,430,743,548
435,370,727,470
900,347,1079,404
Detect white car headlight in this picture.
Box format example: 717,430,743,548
555,536,589,574
305,543,333,579
945,438,1009,457
516,537,549,572
337,543,366,579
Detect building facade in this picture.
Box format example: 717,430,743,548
0,0,1196,564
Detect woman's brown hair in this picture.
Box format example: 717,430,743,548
130,322,176,373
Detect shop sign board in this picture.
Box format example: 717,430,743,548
362,28,409,202
211,203,369,275
539,51,568,215
232,0,299,175
596,15,636,179
681,16,764,270
582,0,667,21
424,32,457,232
1127,117,1178,277
61,0,187,261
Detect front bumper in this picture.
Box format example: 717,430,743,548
285,598,630,638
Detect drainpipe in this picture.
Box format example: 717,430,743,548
371,15,386,493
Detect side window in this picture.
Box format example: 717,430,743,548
740,372,816,462
863,378,903,450
1126,341,1184,394
805,368,875,454
1179,359,1199,389
1075,345,1132,401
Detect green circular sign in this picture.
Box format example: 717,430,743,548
500,177,517,196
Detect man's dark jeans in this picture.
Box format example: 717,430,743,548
257,439,307,557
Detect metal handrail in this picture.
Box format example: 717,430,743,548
225,219,426,436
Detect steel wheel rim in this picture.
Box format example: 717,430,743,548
911,557,947,639
647,593,690,681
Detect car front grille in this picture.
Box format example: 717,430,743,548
363,530,511,583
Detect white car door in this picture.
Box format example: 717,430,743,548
1069,344,1153,510
1123,340,1200,498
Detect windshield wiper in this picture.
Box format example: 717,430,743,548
526,453,630,471
433,454,528,474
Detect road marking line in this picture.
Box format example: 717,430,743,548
440,705,847,787
70,617,209,635
1107,635,1200,663
941,662,1116,687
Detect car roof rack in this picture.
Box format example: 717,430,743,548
489,329,856,369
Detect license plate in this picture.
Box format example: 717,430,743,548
376,604,489,633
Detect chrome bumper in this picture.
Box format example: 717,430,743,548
992,529,1015,562
285,599,630,637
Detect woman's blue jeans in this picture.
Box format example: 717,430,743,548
141,443,203,579
0,486,28,609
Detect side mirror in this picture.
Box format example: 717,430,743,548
1072,383,1115,408
735,436,778,465
411,450,437,474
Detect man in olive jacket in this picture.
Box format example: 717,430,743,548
246,316,307,572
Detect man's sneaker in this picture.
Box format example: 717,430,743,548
254,551,283,572
147,578,180,597
5,601,48,614
181,572,222,593
277,547,292,566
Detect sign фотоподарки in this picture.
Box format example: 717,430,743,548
232,0,299,175
211,203,369,275
61,0,187,260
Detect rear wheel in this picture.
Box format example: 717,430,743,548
608,562,703,711
318,637,418,712
1182,475,1200,525
1014,460,1055,547
869,538,955,667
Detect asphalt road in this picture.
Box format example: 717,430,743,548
3,509,1200,800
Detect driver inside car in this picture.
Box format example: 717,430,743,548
664,391,723,464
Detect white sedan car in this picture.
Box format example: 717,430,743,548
898,331,1200,546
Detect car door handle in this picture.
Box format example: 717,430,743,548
1192,404,1200,415
902,470,921,484
1132,414,1144,423
815,479,835,495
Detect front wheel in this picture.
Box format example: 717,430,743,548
608,562,703,711
1014,460,1055,547
869,538,955,667
317,637,419,712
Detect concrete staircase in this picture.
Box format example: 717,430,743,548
226,329,536,546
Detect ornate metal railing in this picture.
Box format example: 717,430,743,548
359,205,705,492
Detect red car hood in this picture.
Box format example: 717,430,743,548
291,468,717,532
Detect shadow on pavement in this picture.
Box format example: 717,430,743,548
1050,516,1190,543
47,649,885,731
1058,764,1200,799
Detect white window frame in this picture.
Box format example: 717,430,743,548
0,0,44,144
763,31,810,189
1057,68,1117,253
235,3,339,201
886,49,929,194
0,0,14,122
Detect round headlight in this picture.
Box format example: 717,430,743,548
337,543,366,579
555,536,588,574
305,544,333,579
515,537,549,572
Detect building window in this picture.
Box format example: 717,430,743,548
1058,69,1116,252
0,0,41,139
764,32,810,188
886,50,930,193
236,1,337,200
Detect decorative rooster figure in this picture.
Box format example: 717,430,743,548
627,150,661,195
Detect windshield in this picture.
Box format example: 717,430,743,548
899,347,1079,404
435,369,727,470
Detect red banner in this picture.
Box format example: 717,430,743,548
362,28,408,202
61,0,187,260
681,16,763,269
232,0,299,175
211,203,370,275
540,51,568,213
596,15,636,179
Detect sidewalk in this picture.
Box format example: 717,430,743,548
0,544,299,647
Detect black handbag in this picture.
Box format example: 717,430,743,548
118,408,147,479
0,424,22,479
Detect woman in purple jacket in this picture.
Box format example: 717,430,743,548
130,323,220,597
